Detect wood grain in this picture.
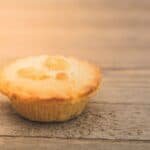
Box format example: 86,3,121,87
0,98,149,140
0,137,150,150
94,69,150,104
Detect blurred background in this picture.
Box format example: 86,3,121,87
0,0,149,69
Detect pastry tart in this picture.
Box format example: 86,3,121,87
0,55,101,122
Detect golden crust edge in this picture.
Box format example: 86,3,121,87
0,55,102,103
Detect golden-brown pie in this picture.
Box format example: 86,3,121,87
0,55,101,122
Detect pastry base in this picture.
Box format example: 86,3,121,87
11,97,88,122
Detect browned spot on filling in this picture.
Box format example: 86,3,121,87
45,57,69,71
56,72,68,80
18,67,50,80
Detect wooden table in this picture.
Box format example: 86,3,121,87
0,0,150,149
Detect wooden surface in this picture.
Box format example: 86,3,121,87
0,0,150,149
